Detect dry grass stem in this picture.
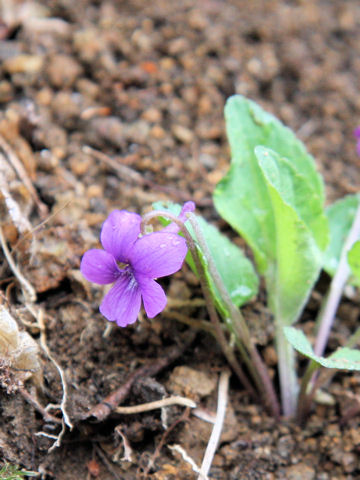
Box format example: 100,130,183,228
0,134,48,217
168,444,201,475
115,396,196,414
198,370,230,480
0,226,36,302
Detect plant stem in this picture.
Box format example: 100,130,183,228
188,214,280,419
314,201,360,357
346,326,360,348
275,322,298,417
295,202,360,422
296,360,319,424
298,325,360,423
141,211,257,398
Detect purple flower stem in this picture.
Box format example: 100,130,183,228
297,201,360,423
314,201,360,357
141,210,257,399
142,210,281,417
187,213,280,420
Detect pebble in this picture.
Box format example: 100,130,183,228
51,91,82,128
46,54,83,88
340,452,357,473
34,123,67,150
285,464,315,480
68,153,93,176
3,54,43,74
150,125,166,139
167,365,216,399
141,107,162,123
172,124,194,144
0,81,13,102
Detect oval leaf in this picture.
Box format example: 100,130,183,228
256,146,326,325
214,95,325,273
285,326,360,371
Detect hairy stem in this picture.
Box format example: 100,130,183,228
141,211,256,398
275,322,298,417
296,360,319,424
188,214,280,419
298,325,360,423
314,202,360,357
296,203,360,422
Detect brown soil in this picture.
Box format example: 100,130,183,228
0,1,360,479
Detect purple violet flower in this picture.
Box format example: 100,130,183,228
354,126,360,157
80,202,195,327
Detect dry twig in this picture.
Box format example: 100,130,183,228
0,134,48,218
115,396,196,414
0,226,36,302
198,370,230,480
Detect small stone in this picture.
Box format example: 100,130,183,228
167,366,216,399
198,95,212,115
3,54,43,74
350,428,360,445
34,123,67,149
0,81,13,102
76,78,100,99
160,57,176,70
168,37,189,55
150,125,166,139
86,185,103,198
141,107,162,123
263,346,278,366
51,91,82,128
286,463,315,480
341,452,357,473
73,29,104,63
47,54,83,88
68,153,93,176
35,87,53,106
172,124,194,144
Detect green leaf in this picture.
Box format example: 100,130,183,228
0,462,38,479
255,146,327,324
284,326,360,370
213,95,329,414
214,95,325,274
324,194,360,276
348,240,360,284
152,201,259,313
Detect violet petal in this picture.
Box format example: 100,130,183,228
80,249,121,284
100,272,141,327
136,274,167,318
100,210,142,262
353,126,360,139
129,232,187,278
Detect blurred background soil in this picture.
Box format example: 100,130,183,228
0,1,360,478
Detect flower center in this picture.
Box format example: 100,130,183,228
117,261,128,269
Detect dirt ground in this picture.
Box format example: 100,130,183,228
0,0,360,478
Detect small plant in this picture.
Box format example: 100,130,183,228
81,95,360,422
0,462,37,480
